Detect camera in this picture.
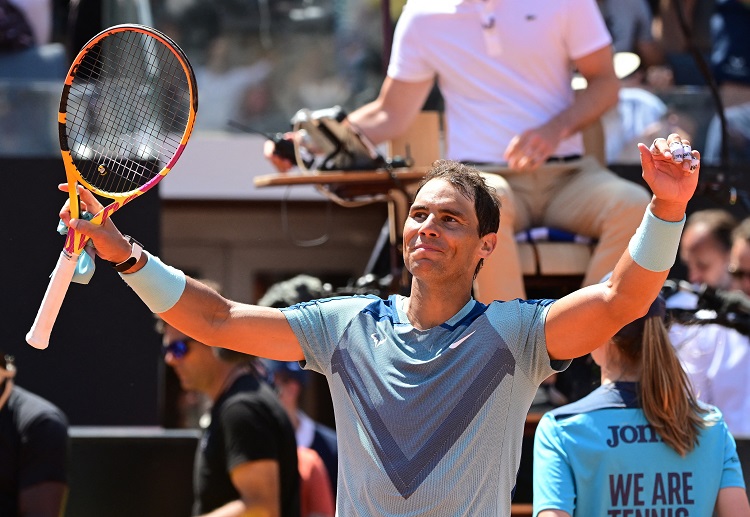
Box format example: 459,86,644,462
290,106,386,171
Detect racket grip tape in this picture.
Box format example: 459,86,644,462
26,250,79,349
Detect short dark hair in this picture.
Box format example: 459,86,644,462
416,160,500,236
257,274,329,308
415,160,500,276
686,209,738,252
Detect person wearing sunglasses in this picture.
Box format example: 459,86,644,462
158,287,300,517
0,349,70,517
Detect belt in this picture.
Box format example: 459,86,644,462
545,154,582,163
464,155,582,168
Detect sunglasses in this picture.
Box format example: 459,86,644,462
163,340,189,359
728,266,750,281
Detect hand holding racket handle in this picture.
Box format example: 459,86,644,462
26,250,80,349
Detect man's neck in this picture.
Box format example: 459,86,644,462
285,404,300,429
406,281,473,330
208,364,251,402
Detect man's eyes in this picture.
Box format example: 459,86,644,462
410,211,460,223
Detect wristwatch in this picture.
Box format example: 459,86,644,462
110,235,143,272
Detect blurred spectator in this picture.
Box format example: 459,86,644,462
266,360,339,496
193,33,274,132
259,275,339,494
0,0,66,155
161,3,276,133
0,0,35,51
159,279,300,517
597,0,664,71
0,350,69,517
658,0,714,86
297,446,335,517
8,0,52,46
593,1,696,164
667,212,750,444
704,0,750,166
728,217,750,296
333,0,383,108
679,208,738,290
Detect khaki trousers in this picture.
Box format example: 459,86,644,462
473,156,651,302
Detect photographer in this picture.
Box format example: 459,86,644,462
667,213,750,487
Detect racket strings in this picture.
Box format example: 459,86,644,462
64,29,192,196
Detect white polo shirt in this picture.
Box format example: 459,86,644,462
387,0,612,162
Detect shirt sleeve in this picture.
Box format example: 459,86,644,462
564,0,613,60
720,420,747,490
281,295,374,376
18,410,69,488
489,300,570,386
533,413,577,516
386,5,435,82
220,398,280,469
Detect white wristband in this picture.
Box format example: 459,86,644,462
119,251,186,313
628,207,686,272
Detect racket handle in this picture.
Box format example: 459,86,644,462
26,250,79,350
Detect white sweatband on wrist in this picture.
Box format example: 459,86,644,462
628,207,686,272
119,251,186,313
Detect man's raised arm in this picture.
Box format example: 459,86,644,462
545,134,700,360
58,184,305,361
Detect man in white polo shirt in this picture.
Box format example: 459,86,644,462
266,0,651,302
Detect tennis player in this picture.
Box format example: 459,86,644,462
59,134,698,516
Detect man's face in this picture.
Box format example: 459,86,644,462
162,324,220,394
679,223,732,289
403,178,494,283
729,239,750,296
272,373,299,410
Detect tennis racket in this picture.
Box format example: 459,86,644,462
26,24,198,349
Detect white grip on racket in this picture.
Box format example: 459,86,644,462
26,250,79,349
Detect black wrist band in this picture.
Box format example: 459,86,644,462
110,235,143,273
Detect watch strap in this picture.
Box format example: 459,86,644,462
110,236,144,272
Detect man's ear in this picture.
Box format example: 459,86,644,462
480,233,497,257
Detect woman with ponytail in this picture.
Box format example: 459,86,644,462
532,289,750,516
